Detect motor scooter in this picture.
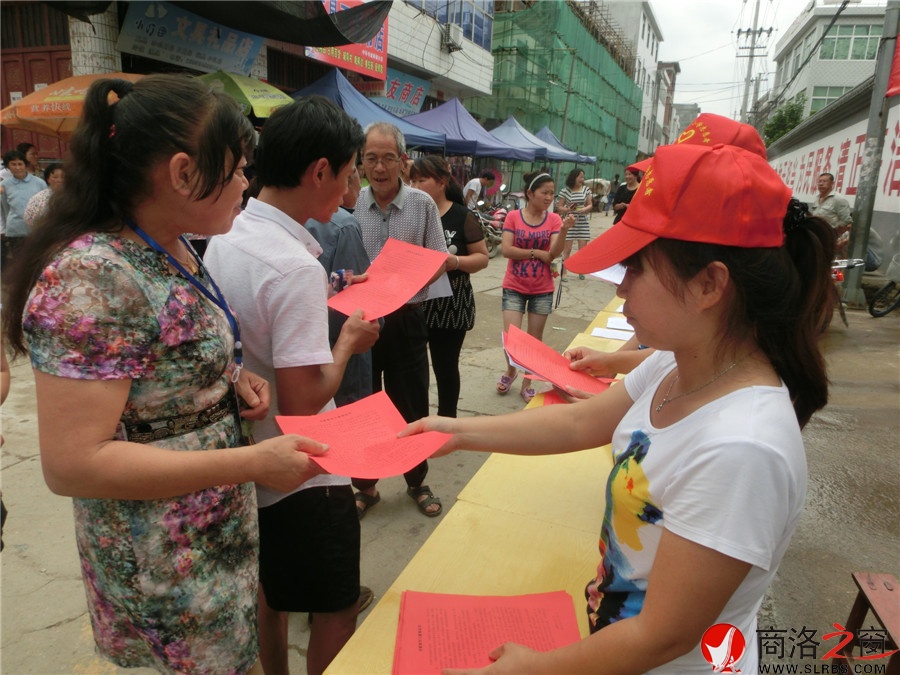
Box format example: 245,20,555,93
473,184,509,259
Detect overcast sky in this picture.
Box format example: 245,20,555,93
650,0,813,119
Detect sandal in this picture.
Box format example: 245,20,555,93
355,491,381,520
520,387,536,404
359,585,375,613
407,485,442,517
496,371,518,394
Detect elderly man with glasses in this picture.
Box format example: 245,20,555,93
352,122,449,519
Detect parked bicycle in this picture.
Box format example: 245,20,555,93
868,253,900,317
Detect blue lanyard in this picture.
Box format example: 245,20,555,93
125,219,243,382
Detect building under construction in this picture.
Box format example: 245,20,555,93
466,0,642,179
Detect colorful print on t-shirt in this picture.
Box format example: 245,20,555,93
501,209,562,295
586,429,662,631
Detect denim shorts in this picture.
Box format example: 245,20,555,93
502,288,554,315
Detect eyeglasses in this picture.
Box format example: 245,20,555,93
362,155,401,168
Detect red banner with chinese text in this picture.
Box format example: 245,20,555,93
305,0,388,80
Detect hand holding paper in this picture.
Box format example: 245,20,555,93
504,325,614,396
392,591,581,675
276,391,451,478
327,238,448,320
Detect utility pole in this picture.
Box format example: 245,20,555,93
737,0,772,123
843,0,900,306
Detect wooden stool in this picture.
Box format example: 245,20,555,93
833,572,899,673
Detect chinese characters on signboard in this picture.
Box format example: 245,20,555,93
304,0,388,81
117,1,264,75
362,68,430,117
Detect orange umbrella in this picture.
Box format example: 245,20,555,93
1,72,144,139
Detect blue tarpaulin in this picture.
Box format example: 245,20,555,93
534,126,596,164
292,70,445,151
405,99,536,161
490,117,580,162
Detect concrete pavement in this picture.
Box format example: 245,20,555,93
1,211,898,673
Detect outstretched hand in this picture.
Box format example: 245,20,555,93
398,416,459,457
551,384,595,403
443,642,540,675
564,346,618,379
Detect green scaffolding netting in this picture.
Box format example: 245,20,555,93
466,0,642,186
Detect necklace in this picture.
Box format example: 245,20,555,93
171,246,199,275
655,360,741,413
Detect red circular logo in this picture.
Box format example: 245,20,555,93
700,623,746,673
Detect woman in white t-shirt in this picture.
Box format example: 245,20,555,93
401,139,835,673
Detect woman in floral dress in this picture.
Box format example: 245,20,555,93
3,75,326,674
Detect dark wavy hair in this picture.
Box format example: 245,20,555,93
3,73,255,355
565,168,585,189
409,155,465,205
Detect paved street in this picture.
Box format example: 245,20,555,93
1,211,898,673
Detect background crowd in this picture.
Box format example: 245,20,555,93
0,74,865,675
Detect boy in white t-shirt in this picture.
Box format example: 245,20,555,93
205,97,379,675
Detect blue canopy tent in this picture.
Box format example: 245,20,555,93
293,70,445,151
490,117,580,162
535,126,596,164
405,98,536,161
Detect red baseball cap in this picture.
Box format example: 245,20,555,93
628,113,767,174
566,142,792,275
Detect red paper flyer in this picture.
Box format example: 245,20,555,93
504,324,615,395
327,237,448,320
392,590,581,675
276,391,450,478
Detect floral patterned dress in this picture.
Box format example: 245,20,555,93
24,232,259,674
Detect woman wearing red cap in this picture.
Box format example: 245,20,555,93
402,141,835,673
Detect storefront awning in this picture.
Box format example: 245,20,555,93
45,0,392,47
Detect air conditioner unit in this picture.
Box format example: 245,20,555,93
441,23,463,52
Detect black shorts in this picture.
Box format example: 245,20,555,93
258,485,361,613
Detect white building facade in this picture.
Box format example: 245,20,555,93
606,1,663,156
772,0,887,116
387,0,494,102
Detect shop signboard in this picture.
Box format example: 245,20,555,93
117,1,264,75
363,67,430,116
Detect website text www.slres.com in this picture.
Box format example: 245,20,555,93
700,622,896,673
757,664,887,673
756,623,897,667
